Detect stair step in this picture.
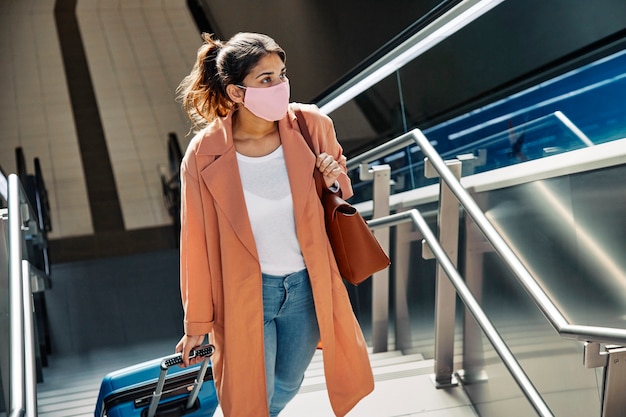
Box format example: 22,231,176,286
304,352,424,379
35,340,432,416
34,321,556,417
301,357,433,392
38,396,99,414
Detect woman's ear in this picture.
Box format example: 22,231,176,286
226,84,245,104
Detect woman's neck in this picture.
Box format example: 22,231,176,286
233,110,277,139
232,109,281,157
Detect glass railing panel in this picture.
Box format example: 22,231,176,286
472,164,626,327
338,47,626,205
420,48,626,152
457,162,625,416
462,307,600,417
438,111,595,174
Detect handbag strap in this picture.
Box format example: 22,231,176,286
294,107,324,198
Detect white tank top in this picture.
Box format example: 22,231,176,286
236,145,306,275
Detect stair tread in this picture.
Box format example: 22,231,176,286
36,342,431,416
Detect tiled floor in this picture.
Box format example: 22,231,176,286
0,0,199,238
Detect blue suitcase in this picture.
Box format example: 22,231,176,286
95,345,218,417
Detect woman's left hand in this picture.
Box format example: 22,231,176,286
316,153,345,189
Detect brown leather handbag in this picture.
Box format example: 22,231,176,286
295,108,390,285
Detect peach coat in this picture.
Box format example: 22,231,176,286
179,104,374,416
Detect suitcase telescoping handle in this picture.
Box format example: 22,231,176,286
146,344,215,417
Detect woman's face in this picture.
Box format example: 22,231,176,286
241,52,287,88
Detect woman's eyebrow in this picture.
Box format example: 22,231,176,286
254,66,287,79
254,71,273,79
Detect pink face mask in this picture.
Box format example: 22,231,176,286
238,80,290,121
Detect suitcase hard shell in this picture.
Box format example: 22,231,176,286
95,345,218,417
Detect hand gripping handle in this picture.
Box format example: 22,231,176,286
147,344,215,417
160,344,215,369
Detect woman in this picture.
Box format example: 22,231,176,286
175,32,374,417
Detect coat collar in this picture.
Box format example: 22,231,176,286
196,111,235,156
197,106,316,261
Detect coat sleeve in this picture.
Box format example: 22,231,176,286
179,149,214,336
303,105,354,200
322,113,353,200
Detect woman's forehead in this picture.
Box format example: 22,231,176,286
248,53,285,78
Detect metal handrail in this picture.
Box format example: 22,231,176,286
410,128,626,345
347,126,625,415
317,0,506,114
6,174,38,417
351,126,626,345
367,210,554,416
346,130,418,171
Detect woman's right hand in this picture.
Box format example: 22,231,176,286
176,333,208,367
316,153,345,189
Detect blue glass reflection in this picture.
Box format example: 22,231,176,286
349,49,626,203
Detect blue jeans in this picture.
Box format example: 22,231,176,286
262,269,320,417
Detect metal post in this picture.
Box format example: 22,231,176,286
0,210,11,411
8,174,26,417
425,158,461,387
22,262,37,417
459,213,489,384
373,210,555,416
602,346,626,417
394,217,420,352
584,342,626,416
370,165,391,353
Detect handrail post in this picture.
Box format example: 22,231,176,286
0,209,10,411
369,210,555,416
584,342,626,416
22,261,38,417
8,174,26,417
368,164,392,353
393,214,418,353
459,210,489,384
425,158,462,387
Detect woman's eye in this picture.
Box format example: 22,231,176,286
259,73,286,85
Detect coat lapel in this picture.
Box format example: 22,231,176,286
280,110,317,228
198,114,259,261
195,109,316,262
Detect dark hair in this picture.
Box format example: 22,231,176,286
177,32,286,129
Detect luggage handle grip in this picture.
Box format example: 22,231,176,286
160,344,215,370
147,344,215,417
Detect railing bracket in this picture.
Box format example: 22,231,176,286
358,162,373,181
424,157,462,179
421,239,434,259
584,342,626,417
430,373,459,389
584,341,608,368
